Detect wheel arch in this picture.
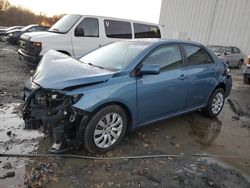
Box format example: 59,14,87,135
89,101,133,131
214,82,226,92
206,82,226,105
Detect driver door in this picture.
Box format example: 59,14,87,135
136,45,188,124
72,17,101,58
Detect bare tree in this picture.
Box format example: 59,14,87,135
0,0,62,26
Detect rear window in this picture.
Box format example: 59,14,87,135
134,23,161,38
233,47,240,54
104,19,132,39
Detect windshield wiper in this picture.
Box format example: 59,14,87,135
88,63,104,69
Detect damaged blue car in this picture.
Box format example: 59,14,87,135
23,39,232,154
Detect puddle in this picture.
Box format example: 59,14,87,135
0,103,44,187
0,103,43,153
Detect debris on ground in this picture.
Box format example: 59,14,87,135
24,159,60,187
0,171,15,179
2,162,12,169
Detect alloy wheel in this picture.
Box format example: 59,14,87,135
211,92,224,115
94,113,123,148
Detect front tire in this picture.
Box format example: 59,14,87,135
83,105,127,154
203,88,225,118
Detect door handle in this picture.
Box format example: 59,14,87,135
179,74,187,80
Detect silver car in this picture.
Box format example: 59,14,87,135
207,45,245,69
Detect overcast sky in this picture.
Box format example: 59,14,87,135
9,0,162,23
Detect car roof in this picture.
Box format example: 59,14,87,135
208,45,240,49
121,38,203,47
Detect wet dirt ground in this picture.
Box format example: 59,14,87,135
0,41,250,187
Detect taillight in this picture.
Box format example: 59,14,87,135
246,56,250,65
225,67,230,75
223,62,230,75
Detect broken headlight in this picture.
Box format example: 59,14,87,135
71,94,83,103
36,92,47,106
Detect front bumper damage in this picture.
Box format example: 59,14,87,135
23,87,88,153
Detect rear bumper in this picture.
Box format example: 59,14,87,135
18,48,42,66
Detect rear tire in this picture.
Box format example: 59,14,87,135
203,88,225,118
243,76,250,84
83,105,127,154
237,60,243,69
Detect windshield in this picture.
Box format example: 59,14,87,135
49,14,81,33
208,46,226,54
79,42,150,71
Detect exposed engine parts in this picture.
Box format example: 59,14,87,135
22,88,87,153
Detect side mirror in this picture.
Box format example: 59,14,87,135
139,64,160,76
225,51,232,55
75,27,84,37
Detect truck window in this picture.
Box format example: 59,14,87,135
75,17,99,37
104,19,132,39
134,23,161,38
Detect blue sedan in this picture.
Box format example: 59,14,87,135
23,39,232,154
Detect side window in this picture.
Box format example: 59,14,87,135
39,26,48,31
28,27,36,32
143,45,182,72
134,23,161,38
75,17,99,37
233,47,240,54
34,26,43,31
225,47,233,55
104,20,132,39
184,45,208,66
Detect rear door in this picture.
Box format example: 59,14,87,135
224,47,235,66
72,17,101,58
137,44,188,124
233,47,241,65
182,44,217,109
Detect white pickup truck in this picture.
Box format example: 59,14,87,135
18,14,162,66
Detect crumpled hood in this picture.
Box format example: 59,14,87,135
32,50,114,89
